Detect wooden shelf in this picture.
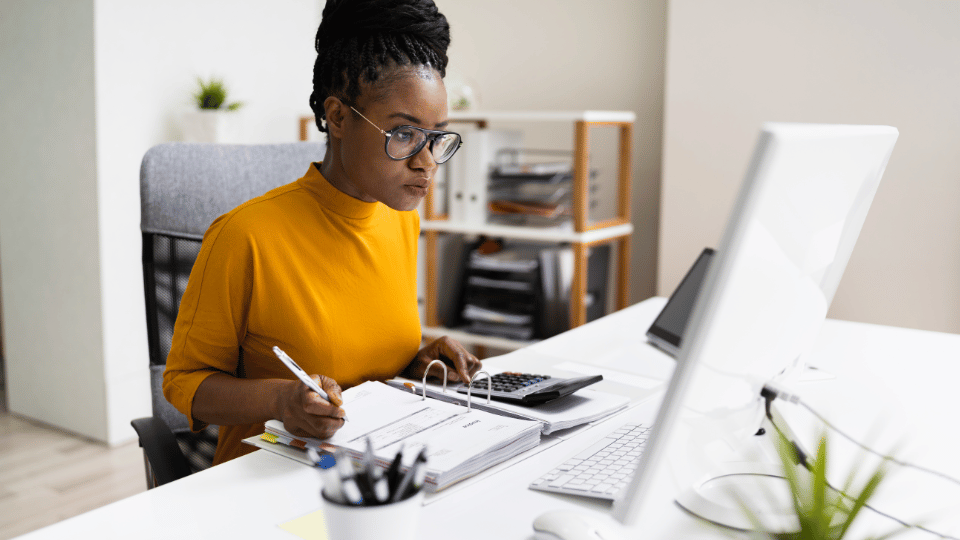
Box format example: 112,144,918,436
421,326,536,352
449,110,636,123
420,220,633,244
416,110,635,339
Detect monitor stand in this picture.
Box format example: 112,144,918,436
674,463,799,533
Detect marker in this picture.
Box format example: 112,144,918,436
273,346,348,421
308,448,345,504
404,449,429,500
408,450,428,496
335,449,363,504
361,437,375,481
373,475,390,503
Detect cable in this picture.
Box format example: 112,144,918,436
761,384,960,540
761,384,960,488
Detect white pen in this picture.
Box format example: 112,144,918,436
273,346,349,421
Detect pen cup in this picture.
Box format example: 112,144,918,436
320,488,424,540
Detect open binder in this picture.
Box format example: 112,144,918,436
386,370,629,435
247,380,541,492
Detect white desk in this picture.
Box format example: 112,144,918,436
17,299,960,539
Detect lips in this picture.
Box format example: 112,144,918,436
406,178,430,190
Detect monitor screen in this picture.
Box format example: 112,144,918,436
613,123,899,527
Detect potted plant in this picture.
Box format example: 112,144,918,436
180,77,244,143
735,430,910,540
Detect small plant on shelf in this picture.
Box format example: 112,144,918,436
193,77,243,111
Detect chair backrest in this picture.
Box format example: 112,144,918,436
140,142,325,468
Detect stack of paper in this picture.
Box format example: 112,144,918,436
390,378,630,435
261,381,541,492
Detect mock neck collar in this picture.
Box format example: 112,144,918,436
299,162,379,222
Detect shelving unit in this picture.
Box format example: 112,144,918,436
422,110,635,350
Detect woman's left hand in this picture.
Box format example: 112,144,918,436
403,336,481,384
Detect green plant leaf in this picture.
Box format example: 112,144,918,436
193,77,233,110
837,464,885,539
742,429,909,540
811,437,830,538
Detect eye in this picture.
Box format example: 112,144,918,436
393,127,416,143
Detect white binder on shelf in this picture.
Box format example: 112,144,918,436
447,129,522,225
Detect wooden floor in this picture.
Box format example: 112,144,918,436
0,411,147,539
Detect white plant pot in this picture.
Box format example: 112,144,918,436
179,109,241,143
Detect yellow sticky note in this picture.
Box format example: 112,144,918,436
279,508,328,540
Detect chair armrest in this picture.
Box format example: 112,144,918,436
130,416,194,487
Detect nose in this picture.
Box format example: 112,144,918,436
408,140,438,175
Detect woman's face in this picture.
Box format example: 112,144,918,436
333,68,450,212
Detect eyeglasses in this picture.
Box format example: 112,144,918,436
350,106,462,164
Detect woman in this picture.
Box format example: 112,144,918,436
163,0,481,466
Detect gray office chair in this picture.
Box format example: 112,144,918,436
131,142,325,488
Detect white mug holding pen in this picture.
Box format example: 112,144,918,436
308,441,428,540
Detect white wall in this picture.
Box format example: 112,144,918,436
0,0,321,444
0,0,110,439
437,0,667,302
660,0,960,334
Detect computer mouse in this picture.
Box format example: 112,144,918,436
532,510,626,540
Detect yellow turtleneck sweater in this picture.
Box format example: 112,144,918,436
163,163,422,465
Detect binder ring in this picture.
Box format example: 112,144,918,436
422,359,448,400
465,371,492,411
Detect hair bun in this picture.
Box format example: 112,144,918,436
316,0,450,54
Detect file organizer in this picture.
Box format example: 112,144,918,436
454,239,612,340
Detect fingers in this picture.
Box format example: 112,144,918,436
302,376,346,419
287,414,345,440
318,375,344,407
436,337,481,383
283,376,346,439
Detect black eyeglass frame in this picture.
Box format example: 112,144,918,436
349,105,463,164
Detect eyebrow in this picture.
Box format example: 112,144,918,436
388,112,449,129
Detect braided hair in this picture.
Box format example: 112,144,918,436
309,0,451,133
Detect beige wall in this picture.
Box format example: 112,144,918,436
437,0,667,303
660,0,960,333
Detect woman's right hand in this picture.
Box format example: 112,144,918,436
276,375,346,439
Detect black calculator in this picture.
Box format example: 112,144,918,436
455,372,602,406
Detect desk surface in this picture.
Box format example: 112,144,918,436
17,299,960,539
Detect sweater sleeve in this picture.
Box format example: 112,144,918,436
162,213,254,432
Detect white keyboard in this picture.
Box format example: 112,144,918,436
529,422,649,500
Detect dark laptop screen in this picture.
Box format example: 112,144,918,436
646,248,714,355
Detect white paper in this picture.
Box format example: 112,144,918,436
264,381,541,491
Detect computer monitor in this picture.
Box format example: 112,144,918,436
612,123,899,528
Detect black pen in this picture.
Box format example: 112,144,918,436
386,446,404,494
402,448,429,500
391,447,427,503
352,467,377,505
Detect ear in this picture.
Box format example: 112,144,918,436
324,97,347,139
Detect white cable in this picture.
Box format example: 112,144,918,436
761,384,960,540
